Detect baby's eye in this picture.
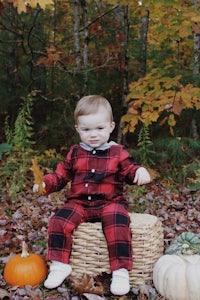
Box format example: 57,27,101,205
83,128,89,131
98,127,104,130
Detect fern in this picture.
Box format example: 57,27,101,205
4,116,13,144
12,93,34,152
155,137,200,167
169,138,184,166
154,136,200,183
0,93,35,199
182,161,200,188
137,125,156,166
182,137,200,154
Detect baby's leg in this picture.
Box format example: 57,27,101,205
44,201,84,289
102,202,132,295
47,200,85,263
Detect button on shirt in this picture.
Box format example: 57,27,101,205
44,143,140,202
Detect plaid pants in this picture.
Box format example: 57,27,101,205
47,199,133,271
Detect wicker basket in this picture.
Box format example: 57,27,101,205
70,213,163,287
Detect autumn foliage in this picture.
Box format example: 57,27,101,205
0,0,53,14
0,0,199,145
0,3,199,299
0,0,199,194
30,157,45,194
122,70,200,135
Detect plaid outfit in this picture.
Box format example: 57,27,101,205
44,142,140,271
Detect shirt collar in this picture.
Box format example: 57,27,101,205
80,141,117,151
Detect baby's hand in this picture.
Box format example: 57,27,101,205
33,182,46,193
133,167,151,185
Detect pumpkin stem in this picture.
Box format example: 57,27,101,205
21,241,30,258
178,254,190,263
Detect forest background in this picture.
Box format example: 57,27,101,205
0,0,199,199
0,0,200,197
0,1,200,299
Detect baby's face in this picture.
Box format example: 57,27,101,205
75,107,115,148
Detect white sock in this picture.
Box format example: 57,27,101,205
110,268,130,295
44,261,72,289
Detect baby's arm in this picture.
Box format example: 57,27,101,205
133,167,151,185
33,161,70,194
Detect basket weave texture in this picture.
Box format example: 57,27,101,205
70,213,163,287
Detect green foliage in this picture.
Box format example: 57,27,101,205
36,148,64,171
128,134,200,184
0,1,129,149
137,125,157,167
182,161,200,189
0,143,12,159
0,93,35,199
128,185,159,213
127,125,157,167
4,116,13,145
0,0,199,189
12,93,35,152
153,137,200,183
155,137,200,167
128,185,147,213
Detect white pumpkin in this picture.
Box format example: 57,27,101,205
153,254,200,300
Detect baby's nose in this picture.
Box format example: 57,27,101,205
90,130,97,136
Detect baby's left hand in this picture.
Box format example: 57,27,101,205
133,167,151,185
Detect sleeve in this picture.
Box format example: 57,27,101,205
43,146,75,195
119,146,141,185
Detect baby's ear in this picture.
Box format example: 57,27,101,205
110,121,115,132
75,125,79,133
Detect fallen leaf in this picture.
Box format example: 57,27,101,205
0,288,10,299
83,293,106,300
30,157,45,194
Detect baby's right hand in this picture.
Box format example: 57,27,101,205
33,182,46,193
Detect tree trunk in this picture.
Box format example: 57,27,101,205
74,0,81,72
192,0,200,86
117,5,129,144
80,0,88,93
192,0,199,139
138,7,149,77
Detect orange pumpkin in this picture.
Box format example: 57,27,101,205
4,241,47,287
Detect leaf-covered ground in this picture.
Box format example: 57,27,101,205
0,181,199,300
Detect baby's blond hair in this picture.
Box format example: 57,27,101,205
74,95,113,124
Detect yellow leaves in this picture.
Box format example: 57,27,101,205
3,0,54,14
141,110,159,125
139,6,149,17
168,114,176,127
27,0,54,10
172,98,182,116
168,114,176,136
147,168,160,181
30,157,45,194
123,70,200,136
178,24,192,38
127,107,138,115
11,0,26,13
159,116,168,126
121,114,139,134
191,15,200,23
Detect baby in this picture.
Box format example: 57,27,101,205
33,95,151,295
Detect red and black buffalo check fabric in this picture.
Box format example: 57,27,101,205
44,144,141,271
